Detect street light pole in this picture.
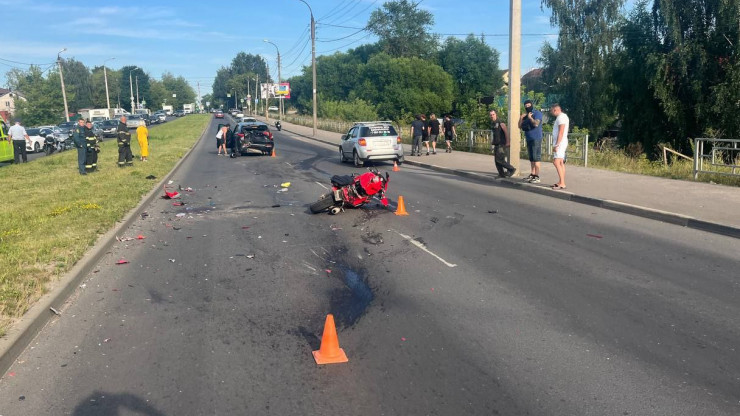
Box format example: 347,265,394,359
507,0,522,175
298,0,317,136
135,76,140,110
263,39,282,122
57,48,70,122
103,57,115,118
129,70,135,114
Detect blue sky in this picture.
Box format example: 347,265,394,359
0,0,559,97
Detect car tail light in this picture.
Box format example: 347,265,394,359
268,132,273,140
358,138,367,146
237,133,244,138
397,136,402,144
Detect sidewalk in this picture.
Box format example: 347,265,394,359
263,116,740,238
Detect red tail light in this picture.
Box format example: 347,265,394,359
358,138,367,146
237,133,244,138
397,136,402,144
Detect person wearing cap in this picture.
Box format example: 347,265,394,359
518,99,543,183
84,120,98,172
8,120,30,164
72,118,87,175
117,116,133,167
136,120,149,162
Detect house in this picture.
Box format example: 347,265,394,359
0,88,26,121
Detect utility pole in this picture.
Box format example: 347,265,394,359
255,74,259,116
508,0,522,175
129,71,135,114
197,81,201,112
264,39,283,122
135,76,140,110
298,0,317,136
265,62,270,120
57,48,70,122
247,78,251,115
103,57,115,118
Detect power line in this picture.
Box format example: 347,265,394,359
0,57,56,66
318,0,351,21
345,0,379,22
284,37,311,68
323,0,363,25
318,32,375,54
282,25,311,59
317,26,368,43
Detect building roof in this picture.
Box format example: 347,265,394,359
522,68,543,80
0,88,24,98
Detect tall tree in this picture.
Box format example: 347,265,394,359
8,66,66,125
438,35,502,105
60,58,93,112
539,0,624,136
367,0,438,59
90,66,121,109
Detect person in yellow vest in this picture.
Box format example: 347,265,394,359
136,120,149,162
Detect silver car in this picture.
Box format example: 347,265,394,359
126,115,144,128
339,121,404,167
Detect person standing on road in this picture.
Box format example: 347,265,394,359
428,113,440,155
136,120,149,162
550,104,569,190
72,118,87,175
84,120,99,172
490,110,516,178
216,125,228,156
8,120,30,164
518,100,543,183
420,114,431,155
409,115,425,157
443,114,455,153
117,116,133,167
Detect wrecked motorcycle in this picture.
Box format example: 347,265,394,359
310,169,389,215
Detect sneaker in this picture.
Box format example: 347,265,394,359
523,174,535,182
529,175,541,183
506,168,517,177
432,151,437,155
426,152,430,156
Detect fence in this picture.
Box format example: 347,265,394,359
282,114,354,135
693,138,740,179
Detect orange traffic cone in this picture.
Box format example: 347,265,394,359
394,195,410,216
271,148,276,157
312,314,349,365
393,161,400,172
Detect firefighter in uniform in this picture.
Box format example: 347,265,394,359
117,116,133,167
84,119,98,172
72,118,87,175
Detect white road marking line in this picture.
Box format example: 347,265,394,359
315,181,329,190
285,162,293,167
393,230,457,268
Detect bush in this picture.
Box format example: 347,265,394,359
319,98,379,121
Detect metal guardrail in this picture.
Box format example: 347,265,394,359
282,114,354,134
693,138,740,179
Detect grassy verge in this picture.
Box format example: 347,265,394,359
0,114,210,336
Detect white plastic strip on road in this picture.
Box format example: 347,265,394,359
393,230,457,268
315,181,329,190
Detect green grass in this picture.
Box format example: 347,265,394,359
0,114,210,336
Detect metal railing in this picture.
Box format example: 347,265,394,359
532,132,590,167
693,138,740,179
282,114,354,134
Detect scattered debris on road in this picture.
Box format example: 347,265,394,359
49,306,61,316
487,209,499,214
587,234,603,239
116,259,129,265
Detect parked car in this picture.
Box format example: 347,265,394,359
214,111,224,119
91,121,104,140
100,119,119,138
173,110,185,117
268,106,279,112
24,128,46,153
236,112,244,118
231,121,274,156
56,121,75,139
339,121,404,167
153,112,167,123
126,115,145,128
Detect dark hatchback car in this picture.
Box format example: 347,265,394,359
214,111,224,119
231,122,274,155
100,119,119,138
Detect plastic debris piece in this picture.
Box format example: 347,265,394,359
277,188,287,193
176,213,186,218
246,254,255,259
258,236,262,239
116,259,129,265
184,187,194,192
586,234,603,239
271,204,281,208
145,175,157,180
241,226,250,230
137,235,145,240
49,306,61,316
325,269,332,274
487,210,499,214
167,180,174,185
19,395,25,401
401,337,406,341
8,372,15,377
330,225,342,231
169,259,176,263
280,182,291,188
172,202,184,206
103,338,111,343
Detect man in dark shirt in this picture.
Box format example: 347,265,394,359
443,115,455,153
427,113,440,155
490,110,516,177
117,116,133,167
71,118,87,175
420,114,430,155
409,115,425,156
518,100,543,183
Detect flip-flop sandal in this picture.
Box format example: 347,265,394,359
551,184,567,190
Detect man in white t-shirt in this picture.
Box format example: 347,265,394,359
551,104,569,190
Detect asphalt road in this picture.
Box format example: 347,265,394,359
0,115,739,415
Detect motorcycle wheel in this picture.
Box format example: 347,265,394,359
309,193,335,214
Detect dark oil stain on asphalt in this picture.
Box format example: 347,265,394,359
330,265,374,329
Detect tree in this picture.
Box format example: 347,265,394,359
367,0,438,59
90,66,121,108
539,0,624,136
60,58,93,112
8,66,66,125
161,72,195,109
438,35,503,105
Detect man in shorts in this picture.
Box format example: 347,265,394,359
427,113,440,155
550,104,569,189
518,99,543,183
420,114,430,155
443,115,455,153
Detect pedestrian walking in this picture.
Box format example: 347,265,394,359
443,115,455,153
136,120,149,162
489,110,516,178
72,118,87,174
8,120,30,164
421,114,431,155
409,115,425,156
117,116,133,167
518,100,543,183
550,104,569,190
216,125,228,156
428,113,440,155
84,120,98,172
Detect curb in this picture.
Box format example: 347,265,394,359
282,124,740,240
0,119,211,376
